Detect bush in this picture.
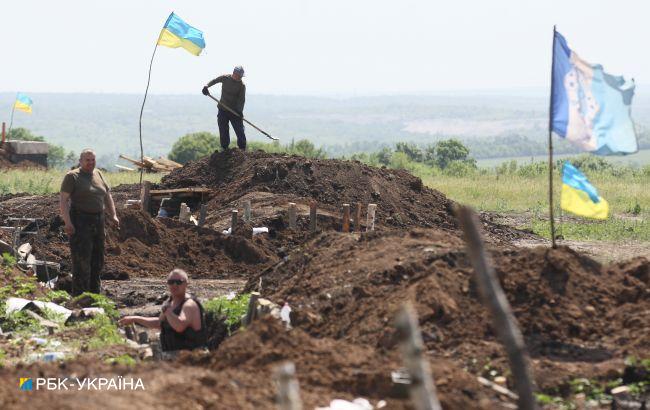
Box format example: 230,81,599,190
443,160,477,177
168,132,220,164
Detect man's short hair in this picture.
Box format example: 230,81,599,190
79,149,96,160
168,268,188,282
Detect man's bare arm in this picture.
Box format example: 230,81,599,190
119,316,160,329
104,192,120,228
60,192,75,236
164,300,200,333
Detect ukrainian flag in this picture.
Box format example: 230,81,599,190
157,13,205,56
14,93,33,114
561,162,609,220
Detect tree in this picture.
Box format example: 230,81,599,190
168,132,220,164
291,139,326,159
373,147,393,166
395,142,423,162
435,139,471,169
6,127,44,142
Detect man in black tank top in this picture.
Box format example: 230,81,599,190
119,269,206,351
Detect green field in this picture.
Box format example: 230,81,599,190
424,172,649,241
476,149,650,168
0,169,162,196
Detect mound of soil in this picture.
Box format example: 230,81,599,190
161,150,458,231
244,228,650,390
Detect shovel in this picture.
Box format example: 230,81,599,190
204,92,278,141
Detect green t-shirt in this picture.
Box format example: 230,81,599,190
60,168,110,213
207,74,246,115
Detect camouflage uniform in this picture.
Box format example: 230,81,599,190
69,211,105,295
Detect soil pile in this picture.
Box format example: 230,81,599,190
161,150,459,231
244,228,650,387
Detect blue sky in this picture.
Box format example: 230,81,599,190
2,0,648,96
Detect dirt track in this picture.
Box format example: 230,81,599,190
0,150,648,409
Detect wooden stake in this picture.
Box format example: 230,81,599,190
198,204,207,227
244,200,252,222
140,181,151,215
342,203,350,232
366,203,377,231
288,202,297,229
275,362,303,410
243,292,260,325
354,202,362,232
455,205,536,410
395,303,442,410
231,210,238,235
309,201,317,233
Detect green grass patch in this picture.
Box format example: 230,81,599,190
105,353,136,367
83,314,124,350
71,292,118,319
0,169,161,195
422,173,649,241
204,293,250,332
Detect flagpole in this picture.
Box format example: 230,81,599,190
7,92,17,139
547,26,557,249
138,42,159,184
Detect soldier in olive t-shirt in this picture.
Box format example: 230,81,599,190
59,149,119,295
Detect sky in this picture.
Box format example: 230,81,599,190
2,0,649,96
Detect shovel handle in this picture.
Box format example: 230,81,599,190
205,93,278,141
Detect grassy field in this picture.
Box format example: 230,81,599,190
424,172,649,241
475,149,650,168
0,169,162,195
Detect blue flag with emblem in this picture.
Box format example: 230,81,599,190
551,31,638,155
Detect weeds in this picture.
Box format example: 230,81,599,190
105,354,136,367
204,293,250,332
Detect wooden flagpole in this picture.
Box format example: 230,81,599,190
547,26,557,249
7,92,17,139
138,42,159,184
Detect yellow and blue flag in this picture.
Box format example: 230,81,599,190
551,31,637,155
157,12,205,56
14,93,33,114
560,162,609,220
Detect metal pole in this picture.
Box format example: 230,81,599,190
138,43,159,185
548,26,558,249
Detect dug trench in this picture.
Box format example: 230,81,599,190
0,150,647,409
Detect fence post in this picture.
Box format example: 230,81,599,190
309,201,317,233
342,203,350,232
140,181,151,215
455,205,536,410
198,204,207,227
395,303,442,410
231,210,238,235
354,202,362,232
366,204,377,231
276,362,303,410
288,203,297,229
244,200,252,222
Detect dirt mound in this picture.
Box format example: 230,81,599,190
0,205,277,280
162,150,459,231
181,317,500,409
244,228,650,388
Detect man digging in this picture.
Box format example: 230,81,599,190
119,269,207,353
60,149,119,296
202,65,247,150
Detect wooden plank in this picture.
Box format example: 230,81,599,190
150,187,211,195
